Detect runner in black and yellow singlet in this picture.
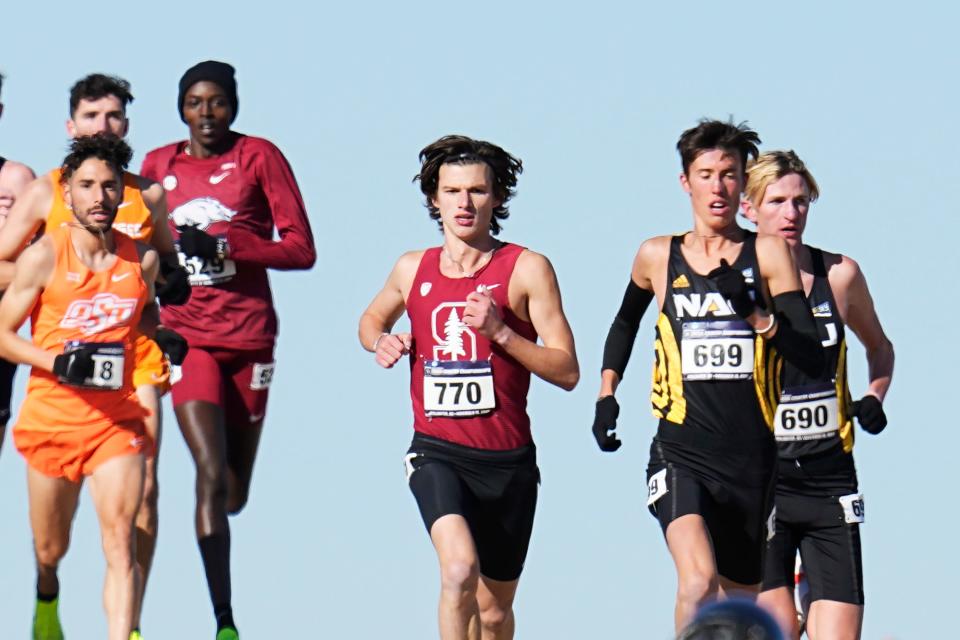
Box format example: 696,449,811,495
590,120,826,633
744,151,894,640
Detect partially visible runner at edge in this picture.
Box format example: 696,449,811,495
743,151,894,640
590,119,826,632
359,135,579,640
0,74,190,640
0,134,159,640
0,70,36,456
139,60,315,640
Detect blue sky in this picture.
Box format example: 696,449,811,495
0,2,955,637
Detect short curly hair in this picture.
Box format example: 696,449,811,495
69,74,134,116
60,133,132,183
414,135,523,236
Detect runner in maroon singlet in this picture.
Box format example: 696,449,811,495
139,61,315,640
359,135,579,640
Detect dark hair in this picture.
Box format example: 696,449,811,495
414,135,523,236
60,133,132,183
677,600,783,640
0,72,5,97
69,74,134,116
677,119,760,176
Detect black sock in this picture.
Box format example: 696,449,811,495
215,604,235,631
198,533,232,626
36,588,58,602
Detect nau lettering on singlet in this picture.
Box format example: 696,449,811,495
774,381,840,442
423,301,496,417
60,293,138,335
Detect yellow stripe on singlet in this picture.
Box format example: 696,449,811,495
753,336,782,430
835,339,855,453
650,313,685,424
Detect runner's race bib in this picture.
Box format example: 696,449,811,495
62,341,124,390
177,240,235,286
423,360,495,417
647,468,668,507
681,320,754,380
774,382,840,441
839,493,865,524
250,362,276,390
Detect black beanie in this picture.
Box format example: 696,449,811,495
178,60,238,124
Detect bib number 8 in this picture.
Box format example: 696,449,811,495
692,342,742,368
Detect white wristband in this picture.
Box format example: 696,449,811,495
372,332,389,352
755,314,777,336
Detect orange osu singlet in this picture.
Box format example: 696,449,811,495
45,168,154,242
15,226,148,433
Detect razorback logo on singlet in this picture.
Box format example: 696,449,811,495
430,302,478,360
60,292,138,335
170,196,236,230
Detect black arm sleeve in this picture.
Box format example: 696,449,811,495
601,280,654,379
769,290,826,378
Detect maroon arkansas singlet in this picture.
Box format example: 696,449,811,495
406,243,538,451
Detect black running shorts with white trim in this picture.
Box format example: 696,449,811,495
405,433,539,582
762,451,864,605
646,422,777,586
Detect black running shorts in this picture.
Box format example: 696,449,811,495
0,357,17,426
405,433,539,582
646,423,777,586
762,452,864,605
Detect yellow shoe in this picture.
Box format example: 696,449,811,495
32,597,64,640
129,630,144,640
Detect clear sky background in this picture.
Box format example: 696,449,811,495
0,1,955,638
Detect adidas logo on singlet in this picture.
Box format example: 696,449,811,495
672,274,690,288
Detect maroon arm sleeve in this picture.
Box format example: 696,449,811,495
226,145,316,270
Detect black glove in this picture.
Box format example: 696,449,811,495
157,262,192,306
707,259,755,318
53,346,96,385
850,395,887,435
177,225,223,260
592,395,622,452
154,327,189,366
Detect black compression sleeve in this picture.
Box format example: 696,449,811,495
602,280,654,379
769,290,826,378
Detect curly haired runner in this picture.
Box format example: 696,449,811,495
359,135,578,640
0,134,159,640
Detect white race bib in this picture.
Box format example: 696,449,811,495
647,468,668,507
774,383,840,441
681,320,754,380
250,362,276,390
63,341,125,390
839,493,865,524
423,360,495,417
178,252,236,286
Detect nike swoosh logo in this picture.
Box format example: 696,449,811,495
112,273,131,282
209,172,232,185
118,201,133,209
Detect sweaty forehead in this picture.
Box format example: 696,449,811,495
72,157,120,181
690,148,741,170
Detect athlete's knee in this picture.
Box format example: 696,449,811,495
479,601,513,635
677,569,719,608
195,461,228,504
99,520,136,568
33,534,70,570
439,557,480,599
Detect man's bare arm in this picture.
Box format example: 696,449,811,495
136,244,160,339
136,177,177,258
0,176,53,288
359,251,422,368
466,251,579,391
836,256,894,401
0,237,56,370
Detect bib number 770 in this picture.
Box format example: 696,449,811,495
423,360,496,417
